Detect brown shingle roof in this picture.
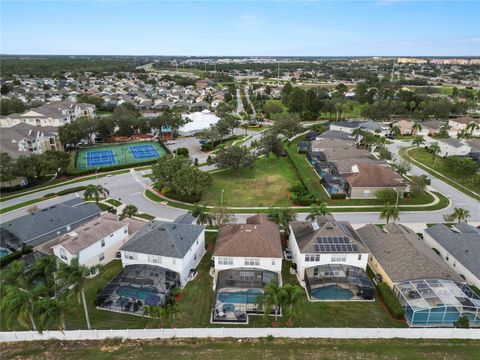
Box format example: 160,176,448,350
345,163,405,188
357,223,461,283
213,214,282,258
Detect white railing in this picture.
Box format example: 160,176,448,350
1,327,479,342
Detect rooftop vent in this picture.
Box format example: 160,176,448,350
311,222,320,231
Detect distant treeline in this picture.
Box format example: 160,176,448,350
0,58,142,77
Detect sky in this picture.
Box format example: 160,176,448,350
1,0,479,56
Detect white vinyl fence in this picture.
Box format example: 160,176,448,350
1,327,480,342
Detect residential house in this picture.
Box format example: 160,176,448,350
421,119,445,136
0,198,101,250
212,214,283,322
34,213,144,268
329,121,361,134
392,119,426,135
359,120,390,136
0,101,95,128
0,123,62,159
431,139,471,157
466,139,480,164
424,223,480,288
288,216,373,301
119,215,205,286
357,223,479,327
449,117,480,137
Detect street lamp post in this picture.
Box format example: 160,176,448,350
221,189,224,207
95,167,100,185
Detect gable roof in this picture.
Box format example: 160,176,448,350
0,199,101,245
425,223,480,279
214,214,282,258
436,138,468,148
345,163,405,188
357,223,462,283
120,220,203,258
290,216,367,254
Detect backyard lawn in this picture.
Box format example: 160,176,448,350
3,338,479,360
406,147,480,198
201,155,298,207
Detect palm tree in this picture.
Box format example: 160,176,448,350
429,143,441,166
439,122,450,137
35,297,66,332
33,255,57,291
457,129,470,140
190,204,212,226
1,261,45,331
452,207,471,223
267,207,296,234
120,204,138,219
411,121,422,135
389,126,401,138
84,184,109,204
376,136,387,149
56,258,93,330
256,282,286,322
466,121,480,136
306,202,330,221
379,204,400,224
412,135,425,148
281,284,304,322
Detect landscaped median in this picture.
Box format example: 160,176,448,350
400,147,480,201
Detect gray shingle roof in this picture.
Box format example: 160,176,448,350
357,223,461,283
425,223,480,279
120,220,203,258
0,199,101,245
174,213,196,225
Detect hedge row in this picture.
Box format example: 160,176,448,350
376,283,405,319
56,186,86,196
164,191,202,204
0,246,33,268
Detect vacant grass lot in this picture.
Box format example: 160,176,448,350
201,155,298,207
406,147,480,197
3,338,479,360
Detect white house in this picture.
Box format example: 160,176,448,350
34,214,144,268
119,216,205,286
424,223,480,288
288,216,373,301
430,139,471,157
449,117,480,137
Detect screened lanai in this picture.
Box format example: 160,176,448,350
305,264,374,301
96,264,180,315
394,279,480,327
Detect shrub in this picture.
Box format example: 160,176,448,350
377,283,404,318
176,147,189,157
44,192,57,198
330,193,347,200
0,246,32,268
56,186,86,196
164,191,202,203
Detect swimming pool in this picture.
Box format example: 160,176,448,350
217,289,263,304
116,286,161,306
310,285,354,300
408,306,480,326
0,248,11,258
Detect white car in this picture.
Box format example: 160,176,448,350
164,141,176,145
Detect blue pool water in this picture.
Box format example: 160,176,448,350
217,289,263,304
311,285,354,300
408,306,480,326
116,286,161,306
0,249,11,258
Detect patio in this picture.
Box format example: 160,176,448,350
95,264,180,315
212,268,279,323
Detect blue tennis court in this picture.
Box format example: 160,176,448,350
86,150,117,167
130,144,160,160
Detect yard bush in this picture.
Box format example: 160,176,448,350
176,147,189,157
164,190,202,203
43,192,57,198
0,246,32,268
376,283,404,319
56,186,86,196
330,193,347,200
289,181,315,205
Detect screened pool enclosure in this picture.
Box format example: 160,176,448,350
394,279,480,327
95,264,180,315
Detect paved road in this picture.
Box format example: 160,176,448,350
244,85,257,119
2,141,478,225
235,87,244,114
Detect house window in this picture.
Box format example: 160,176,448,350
109,234,113,237
98,253,105,262
124,229,128,234
124,252,137,260
358,254,362,261
218,257,233,265
331,255,346,262
59,248,68,261
305,254,320,262
245,258,260,266
240,271,254,281
100,239,105,247
148,255,161,264
272,259,276,265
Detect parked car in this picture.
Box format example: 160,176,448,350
165,140,176,145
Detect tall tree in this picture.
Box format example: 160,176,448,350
256,282,286,322
191,204,212,226
56,258,94,330
412,135,425,148
120,204,138,219
379,204,400,224
281,284,304,323
0,152,15,182
306,202,330,221
429,143,441,166
84,184,109,203
211,146,257,172
267,207,296,234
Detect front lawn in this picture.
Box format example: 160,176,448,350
406,147,480,198
201,155,298,207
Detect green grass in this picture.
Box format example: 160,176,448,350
3,339,480,360
105,199,122,207
201,155,298,207
136,213,155,220
75,141,166,171
403,147,480,200
0,194,57,214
